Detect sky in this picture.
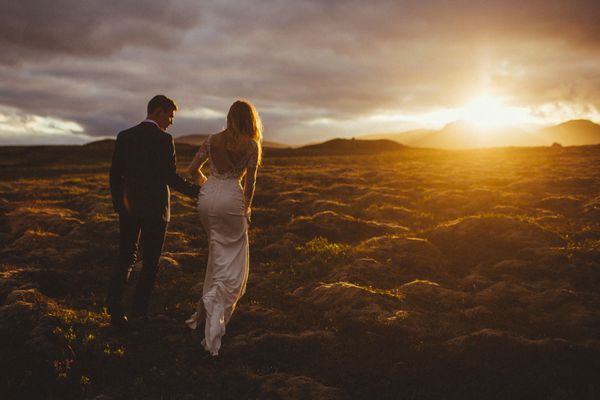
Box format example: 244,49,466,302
1,0,600,145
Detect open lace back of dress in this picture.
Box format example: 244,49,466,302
208,133,251,175
208,133,254,178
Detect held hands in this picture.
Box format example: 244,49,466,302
191,170,208,186
188,170,205,199
192,185,201,198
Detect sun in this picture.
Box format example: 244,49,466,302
457,95,531,130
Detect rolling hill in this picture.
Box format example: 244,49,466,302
294,137,406,154
538,119,600,146
359,129,437,145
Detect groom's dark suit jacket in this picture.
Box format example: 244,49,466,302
109,121,198,222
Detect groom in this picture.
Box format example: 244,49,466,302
107,94,200,329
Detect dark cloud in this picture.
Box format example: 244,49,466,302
0,0,201,64
179,0,600,113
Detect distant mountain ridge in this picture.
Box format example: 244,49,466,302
412,121,544,149
359,119,600,149
294,138,406,154
84,119,600,150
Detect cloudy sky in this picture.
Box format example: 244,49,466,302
1,0,600,145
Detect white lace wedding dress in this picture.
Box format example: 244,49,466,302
185,134,259,356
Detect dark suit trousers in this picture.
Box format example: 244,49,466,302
107,213,167,318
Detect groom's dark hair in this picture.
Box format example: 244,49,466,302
147,95,178,114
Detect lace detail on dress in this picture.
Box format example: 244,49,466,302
206,135,257,181
188,134,259,212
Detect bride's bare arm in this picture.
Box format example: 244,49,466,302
243,142,259,217
188,139,209,185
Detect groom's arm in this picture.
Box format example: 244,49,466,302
158,134,200,198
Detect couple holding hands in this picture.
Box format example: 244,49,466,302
108,95,262,356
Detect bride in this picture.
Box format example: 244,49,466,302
185,100,262,356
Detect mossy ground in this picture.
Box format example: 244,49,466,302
1,143,599,399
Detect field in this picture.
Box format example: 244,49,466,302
1,142,600,399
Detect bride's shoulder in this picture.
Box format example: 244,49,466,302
207,131,225,145
210,130,226,140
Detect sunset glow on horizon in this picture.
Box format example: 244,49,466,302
456,95,531,129
1,0,600,145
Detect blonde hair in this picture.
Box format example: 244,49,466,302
225,100,262,165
